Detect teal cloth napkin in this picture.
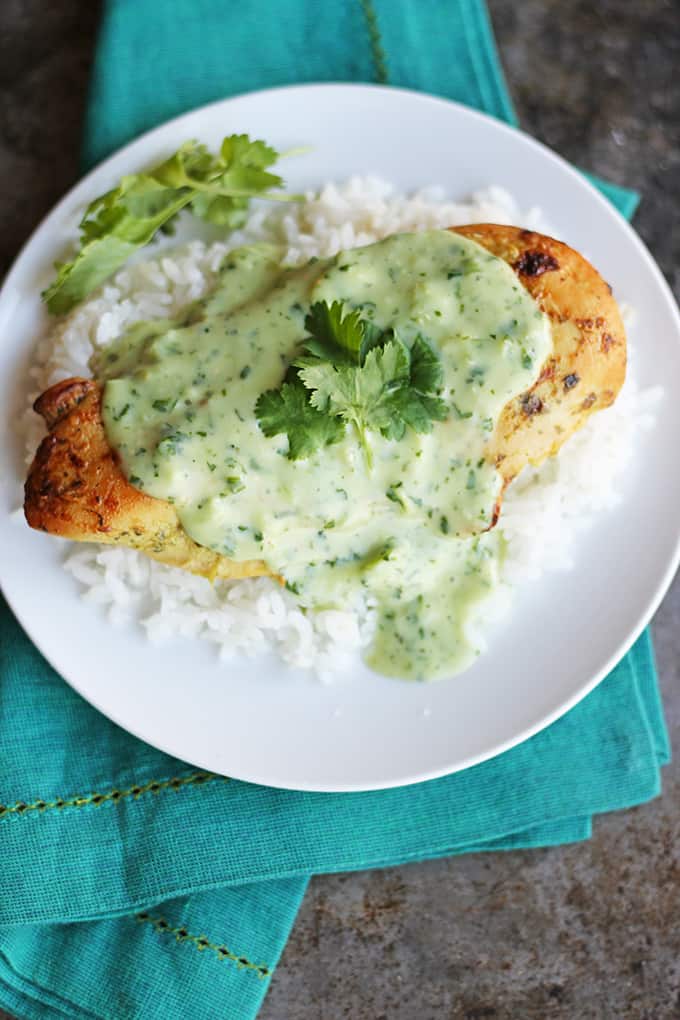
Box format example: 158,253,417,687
0,2,668,1018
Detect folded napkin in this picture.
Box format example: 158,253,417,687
0,2,668,1018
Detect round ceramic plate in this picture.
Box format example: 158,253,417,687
1,84,679,792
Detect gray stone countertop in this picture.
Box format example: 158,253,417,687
0,1,678,1017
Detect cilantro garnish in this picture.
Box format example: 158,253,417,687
43,135,293,315
255,300,448,465
254,376,345,461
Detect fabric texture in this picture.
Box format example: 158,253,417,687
0,1,667,1018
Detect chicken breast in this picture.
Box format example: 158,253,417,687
26,377,270,580
24,225,626,579
454,225,625,489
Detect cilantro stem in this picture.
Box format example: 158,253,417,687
280,145,313,159
354,421,373,470
186,180,297,201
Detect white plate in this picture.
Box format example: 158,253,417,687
1,84,679,792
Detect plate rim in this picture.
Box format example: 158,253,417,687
2,81,680,792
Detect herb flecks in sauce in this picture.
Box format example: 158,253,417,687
98,231,551,680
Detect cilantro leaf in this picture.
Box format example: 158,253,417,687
300,341,411,451
43,135,292,315
395,333,449,433
383,386,449,438
302,302,364,364
410,333,444,392
302,301,387,365
188,194,250,228
255,376,345,461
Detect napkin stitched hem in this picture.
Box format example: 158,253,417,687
359,0,388,83
0,771,219,820
135,913,271,978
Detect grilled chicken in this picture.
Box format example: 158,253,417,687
24,225,626,579
26,377,270,580
455,225,625,487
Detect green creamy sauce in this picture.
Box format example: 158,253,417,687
97,231,551,680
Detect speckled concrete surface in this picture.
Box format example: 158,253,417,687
0,2,678,1018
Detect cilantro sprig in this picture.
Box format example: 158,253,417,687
43,135,293,315
255,301,448,466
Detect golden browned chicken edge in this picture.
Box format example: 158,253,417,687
25,377,271,582
456,225,626,487
24,224,626,582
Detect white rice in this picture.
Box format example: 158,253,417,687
18,178,659,680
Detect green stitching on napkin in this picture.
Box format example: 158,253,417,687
0,770,221,819
359,0,388,83
136,913,271,978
